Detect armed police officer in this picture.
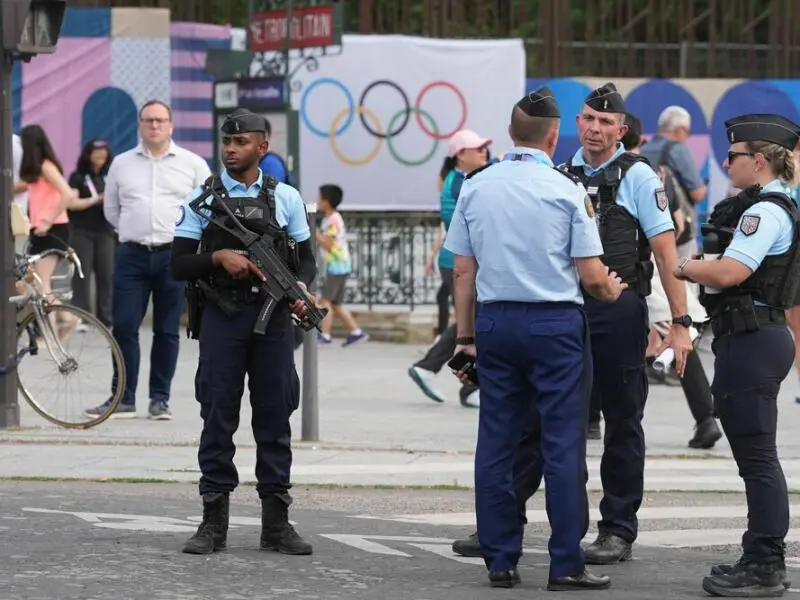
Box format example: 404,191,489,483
445,87,626,591
170,109,317,557
450,82,694,565
675,114,800,598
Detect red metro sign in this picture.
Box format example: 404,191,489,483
249,5,340,53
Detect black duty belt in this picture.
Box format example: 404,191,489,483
711,304,786,337
124,241,173,253
753,306,787,324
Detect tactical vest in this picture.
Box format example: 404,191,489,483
199,174,297,289
562,153,654,296
699,188,800,328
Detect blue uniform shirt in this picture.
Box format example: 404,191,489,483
724,178,797,273
443,147,604,305
568,144,675,240
175,168,310,243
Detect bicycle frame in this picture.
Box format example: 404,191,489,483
10,248,86,369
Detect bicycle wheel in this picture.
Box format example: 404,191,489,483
16,304,126,429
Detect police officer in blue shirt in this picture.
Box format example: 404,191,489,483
674,114,800,597
170,108,317,557
444,86,626,591
450,82,695,565
563,83,694,564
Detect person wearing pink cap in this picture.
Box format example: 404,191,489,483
409,129,491,408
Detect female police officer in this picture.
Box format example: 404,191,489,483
675,114,800,598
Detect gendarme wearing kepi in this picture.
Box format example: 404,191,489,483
514,85,560,118
725,113,800,148
584,81,626,114
675,110,800,597
221,108,268,134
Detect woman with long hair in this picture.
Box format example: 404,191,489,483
68,138,115,327
409,129,491,408
19,124,98,304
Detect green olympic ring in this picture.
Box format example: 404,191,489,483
385,107,440,167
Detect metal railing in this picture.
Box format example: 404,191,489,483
315,212,442,308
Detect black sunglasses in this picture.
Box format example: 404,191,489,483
727,150,755,164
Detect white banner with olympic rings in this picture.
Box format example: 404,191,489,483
291,35,526,210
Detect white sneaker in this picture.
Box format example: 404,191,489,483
407,366,447,403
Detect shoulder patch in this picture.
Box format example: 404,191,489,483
175,205,185,226
584,194,595,218
552,166,582,186
739,214,761,236
655,187,669,212
465,162,494,180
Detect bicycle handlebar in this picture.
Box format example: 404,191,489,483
15,247,85,280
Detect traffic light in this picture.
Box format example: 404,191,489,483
2,0,66,60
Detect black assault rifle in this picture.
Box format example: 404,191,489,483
189,187,328,335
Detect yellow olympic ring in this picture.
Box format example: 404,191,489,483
329,106,384,167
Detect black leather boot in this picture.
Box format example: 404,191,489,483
702,560,786,597
548,569,612,591
182,492,229,554
584,533,632,565
452,532,482,557
259,493,313,555
688,417,723,449
710,558,791,590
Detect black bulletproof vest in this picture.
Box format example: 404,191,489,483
701,189,800,312
562,153,654,296
199,174,294,289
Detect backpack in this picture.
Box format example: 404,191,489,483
656,141,695,246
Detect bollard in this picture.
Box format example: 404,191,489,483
301,202,319,441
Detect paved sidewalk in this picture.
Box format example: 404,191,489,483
2,329,800,490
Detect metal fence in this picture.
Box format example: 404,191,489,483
316,212,442,308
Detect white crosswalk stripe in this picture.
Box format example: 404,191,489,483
351,504,800,573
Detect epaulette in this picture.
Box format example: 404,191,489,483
465,162,495,180
552,166,582,186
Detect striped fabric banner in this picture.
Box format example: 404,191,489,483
170,21,232,165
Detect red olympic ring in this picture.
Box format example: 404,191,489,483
414,81,468,140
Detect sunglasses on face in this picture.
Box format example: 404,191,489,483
727,151,755,164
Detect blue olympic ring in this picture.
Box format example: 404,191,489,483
301,77,355,138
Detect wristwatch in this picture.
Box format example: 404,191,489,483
455,336,475,345
672,315,692,328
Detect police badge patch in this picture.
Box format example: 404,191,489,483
655,188,668,211
584,194,595,218
739,214,760,236
175,205,185,227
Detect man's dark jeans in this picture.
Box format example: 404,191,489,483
111,243,184,407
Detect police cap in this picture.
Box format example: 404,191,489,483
725,113,800,150
584,82,625,113
515,86,560,118
221,108,269,135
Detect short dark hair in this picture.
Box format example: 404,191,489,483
139,99,172,121
319,184,343,208
509,106,558,143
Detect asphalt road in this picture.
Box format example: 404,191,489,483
2,482,798,600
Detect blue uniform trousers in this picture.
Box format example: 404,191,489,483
711,323,793,563
195,300,300,497
474,301,591,579
584,290,649,543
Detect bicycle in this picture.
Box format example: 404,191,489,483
9,247,126,428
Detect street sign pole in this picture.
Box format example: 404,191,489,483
248,0,344,442
0,9,19,428
0,0,66,429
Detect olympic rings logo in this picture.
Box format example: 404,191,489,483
299,78,468,167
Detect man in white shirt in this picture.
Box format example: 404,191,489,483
84,100,211,420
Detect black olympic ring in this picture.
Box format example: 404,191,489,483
357,80,411,140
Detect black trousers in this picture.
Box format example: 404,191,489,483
414,322,478,401
679,349,715,424
711,324,793,563
435,267,454,335
71,227,116,327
